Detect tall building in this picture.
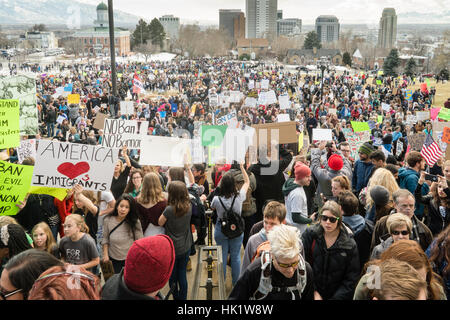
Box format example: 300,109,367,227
73,2,130,57
277,10,283,20
246,0,278,39
219,9,245,40
159,15,180,39
277,18,302,37
315,15,340,44
378,8,397,49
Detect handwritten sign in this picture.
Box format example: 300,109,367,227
344,130,371,161
17,139,36,164
351,121,371,132
405,90,413,101
416,111,430,121
0,161,34,215
443,127,450,144
32,140,118,192
0,99,20,149
216,111,238,127
312,129,332,141
67,94,80,105
277,114,290,123
279,94,290,110
261,79,269,90
438,107,450,121
408,132,427,152
93,112,109,130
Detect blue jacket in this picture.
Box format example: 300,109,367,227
352,160,374,193
398,167,429,219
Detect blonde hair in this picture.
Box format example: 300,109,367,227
65,214,89,234
0,216,19,227
366,168,399,209
267,224,301,260
372,259,427,300
32,222,57,254
331,175,351,191
137,172,165,205
386,213,412,234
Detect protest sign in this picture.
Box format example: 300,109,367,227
381,103,391,112
104,119,148,135
376,80,382,85
209,126,255,164
0,75,38,135
408,132,427,152
432,121,448,142
139,136,191,167
377,115,383,124
396,140,404,157
67,94,80,104
438,108,450,121
328,108,337,115
406,115,418,125
442,127,450,144
266,90,277,105
351,121,371,132
218,94,230,108
32,140,118,192
344,131,371,161
364,90,369,98
190,138,205,164
0,99,20,149
405,90,413,101
209,93,218,108
252,121,297,147
93,112,109,130
368,120,376,130
244,97,257,108
0,161,34,215
229,91,243,103
201,125,228,147
248,80,255,90
120,101,134,115
261,79,269,90
277,114,290,123
312,129,333,141
416,111,430,121
430,108,441,120
216,111,238,127
17,139,36,164
257,91,268,105
278,94,290,110
28,186,67,201
56,114,66,125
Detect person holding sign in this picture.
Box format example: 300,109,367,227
111,145,132,201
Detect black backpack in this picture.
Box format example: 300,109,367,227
219,195,245,239
188,186,205,226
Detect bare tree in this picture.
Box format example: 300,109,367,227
61,38,83,57
270,36,299,61
430,30,450,73
134,42,159,63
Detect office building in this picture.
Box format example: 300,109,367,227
277,18,302,37
219,9,245,40
159,15,180,39
315,15,340,44
246,0,278,39
378,8,397,49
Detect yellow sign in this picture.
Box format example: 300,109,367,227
67,94,80,104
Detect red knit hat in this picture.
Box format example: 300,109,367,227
294,163,311,180
124,235,175,294
328,154,344,171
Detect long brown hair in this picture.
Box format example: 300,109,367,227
168,167,185,183
136,172,165,205
167,181,190,217
124,169,144,194
428,225,450,277
364,240,444,300
31,222,57,254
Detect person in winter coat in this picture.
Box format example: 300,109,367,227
370,213,412,260
310,141,352,200
45,105,57,138
282,163,313,234
229,225,315,300
250,145,293,223
338,191,373,271
302,201,360,300
352,142,375,195
101,235,175,300
415,172,450,236
398,151,429,219
68,103,80,126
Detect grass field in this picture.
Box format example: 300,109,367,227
407,79,450,108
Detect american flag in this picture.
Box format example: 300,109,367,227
421,134,443,166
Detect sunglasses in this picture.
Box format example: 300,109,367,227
391,230,409,236
276,259,300,269
0,286,23,300
320,215,339,223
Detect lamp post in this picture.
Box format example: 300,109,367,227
320,63,327,102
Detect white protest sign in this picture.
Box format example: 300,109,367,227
266,90,277,105
416,111,430,121
328,108,337,115
244,97,257,108
216,111,238,127
139,136,191,167
312,129,333,141
406,115,417,125
32,140,118,192
229,91,243,103
56,115,66,125
219,94,230,108
364,90,369,98
277,114,290,123
248,80,255,90
258,91,268,105
17,139,36,163
382,103,391,112
120,101,135,115
209,126,255,164
209,93,218,108
261,79,269,90
278,94,290,110
103,119,149,135
190,138,205,164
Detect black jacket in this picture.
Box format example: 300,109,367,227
249,147,293,220
16,194,59,233
301,224,360,300
101,270,158,300
415,183,450,236
228,257,315,300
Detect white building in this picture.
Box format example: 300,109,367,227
378,8,397,49
246,0,278,39
315,15,340,44
159,15,180,39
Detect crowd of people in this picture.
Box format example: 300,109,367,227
0,56,449,301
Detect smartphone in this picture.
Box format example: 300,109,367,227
425,174,438,182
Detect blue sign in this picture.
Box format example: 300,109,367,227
159,111,166,118
64,83,73,92
405,90,413,101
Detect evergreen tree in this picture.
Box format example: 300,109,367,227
404,57,416,77
148,18,166,49
383,49,400,77
343,52,352,67
131,19,150,49
303,31,321,50
439,68,449,80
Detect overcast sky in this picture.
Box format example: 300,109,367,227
79,0,450,24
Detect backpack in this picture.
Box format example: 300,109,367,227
188,186,205,226
219,195,245,239
234,172,257,218
251,250,307,300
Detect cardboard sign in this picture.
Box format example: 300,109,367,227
67,94,80,104
0,99,20,149
0,160,34,216
252,122,298,148
139,136,191,167
312,129,333,141
277,114,290,123
32,140,118,192
120,101,134,115
416,111,430,121
443,127,450,144
278,94,290,110
93,112,109,130
17,139,36,164
351,121,371,132
408,132,427,152
0,75,38,135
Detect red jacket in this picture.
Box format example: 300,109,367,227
54,196,74,238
